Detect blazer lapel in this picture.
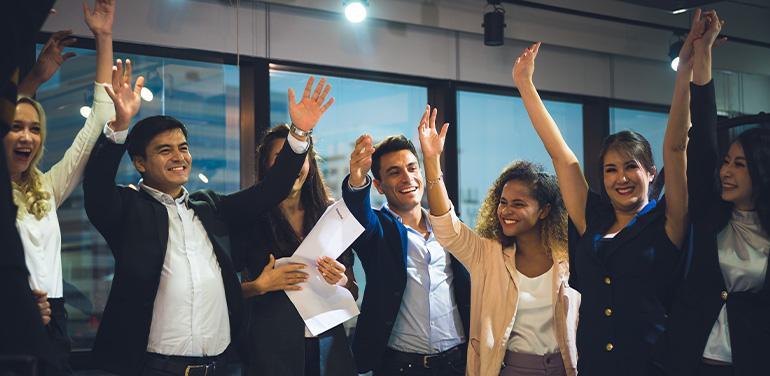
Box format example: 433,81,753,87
502,244,518,289
140,189,170,261
603,204,661,259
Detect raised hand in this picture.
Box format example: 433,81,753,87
105,59,144,132
288,76,335,134
678,10,726,72
694,10,727,51
417,105,448,160
316,256,347,286
349,134,375,188
512,42,541,85
250,254,308,295
18,30,77,96
84,0,115,37
33,289,51,325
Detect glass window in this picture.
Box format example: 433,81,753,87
457,91,583,229
609,107,669,177
34,46,240,351
270,70,428,332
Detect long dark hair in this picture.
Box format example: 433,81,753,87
732,127,770,234
253,124,333,260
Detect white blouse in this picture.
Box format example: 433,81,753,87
507,266,559,355
702,209,770,362
17,82,114,298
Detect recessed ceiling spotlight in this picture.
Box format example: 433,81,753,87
343,0,368,23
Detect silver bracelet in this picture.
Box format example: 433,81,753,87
290,123,313,137
426,173,443,189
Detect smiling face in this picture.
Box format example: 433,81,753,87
268,138,310,195
497,179,549,238
373,149,423,213
132,128,191,198
4,102,43,182
720,141,754,210
602,149,655,213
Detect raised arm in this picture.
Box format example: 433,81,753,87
224,77,333,225
342,134,383,257
85,0,115,85
17,30,77,96
512,43,589,234
419,105,492,269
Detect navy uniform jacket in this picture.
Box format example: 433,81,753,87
652,80,770,376
570,189,688,376
83,134,306,376
341,175,471,373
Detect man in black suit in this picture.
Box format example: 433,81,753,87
83,74,334,376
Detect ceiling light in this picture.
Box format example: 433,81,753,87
669,40,684,71
344,0,368,23
141,87,154,102
672,9,687,15
79,106,91,118
483,1,506,46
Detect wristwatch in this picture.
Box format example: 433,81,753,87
290,123,313,137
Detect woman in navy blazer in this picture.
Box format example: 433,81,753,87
513,39,691,375
653,11,770,376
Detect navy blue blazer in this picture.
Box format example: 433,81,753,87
341,175,471,373
651,80,770,376
570,190,688,376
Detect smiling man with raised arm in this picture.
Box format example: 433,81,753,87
83,77,333,376
342,134,471,376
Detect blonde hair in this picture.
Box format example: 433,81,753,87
475,161,568,262
12,96,51,220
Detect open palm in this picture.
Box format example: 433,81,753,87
288,77,334,132
84,0,115,36
418,105,448,159
105,59,144,130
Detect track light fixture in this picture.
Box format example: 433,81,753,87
669,39,684,71
343,0,368,23
483,0,506,46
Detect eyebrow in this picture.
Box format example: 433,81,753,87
604,160,637,167
154,142,188,151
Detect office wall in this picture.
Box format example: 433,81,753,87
42,0,770,113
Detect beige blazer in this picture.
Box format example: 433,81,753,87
429,209,579,376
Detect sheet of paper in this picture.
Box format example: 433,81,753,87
275,199,364,336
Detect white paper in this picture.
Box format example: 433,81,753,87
275,199,364,336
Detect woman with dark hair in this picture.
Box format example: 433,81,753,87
238,123,358,376
654,11,770,376
510,12,710,373
404,106,579,376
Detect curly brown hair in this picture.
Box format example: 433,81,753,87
475,161,568,261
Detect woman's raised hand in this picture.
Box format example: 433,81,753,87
417,105,448,160
512,42,541,86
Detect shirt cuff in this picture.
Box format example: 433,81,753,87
104,122,128,144
286,135,309,154
347,175,371,192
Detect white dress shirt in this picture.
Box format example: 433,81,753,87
104,124,308,356
18,82,114,298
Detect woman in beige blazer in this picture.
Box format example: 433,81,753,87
416,105,579,376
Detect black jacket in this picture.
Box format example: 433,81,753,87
83,133,306,376
652,80,770,376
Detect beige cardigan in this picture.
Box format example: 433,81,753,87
428,209,579,376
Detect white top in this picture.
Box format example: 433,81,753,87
507,266,559,355
140,182,231,356
18,82,114,298
703,209,770,363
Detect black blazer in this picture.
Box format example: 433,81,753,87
341,175,471,373
652,80,770,376
570,189,688,376
83,133,306,376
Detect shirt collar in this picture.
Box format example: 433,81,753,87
380,202,433,233
138,179,189,206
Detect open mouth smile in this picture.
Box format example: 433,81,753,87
722,182,738,191
168,166,186,173
501,218,519,226
399,187,418,194
616,186,634,195
13,148,32,161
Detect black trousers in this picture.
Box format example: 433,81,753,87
45,298,72,376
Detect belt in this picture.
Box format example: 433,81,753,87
383,344,465,369
144,352,224,376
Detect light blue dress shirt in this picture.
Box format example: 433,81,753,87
380,203,466,354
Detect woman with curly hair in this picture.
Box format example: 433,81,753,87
414,105,579,376
237,123,358,376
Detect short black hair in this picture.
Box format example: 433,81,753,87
371,135,418,181
126,115,189,159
